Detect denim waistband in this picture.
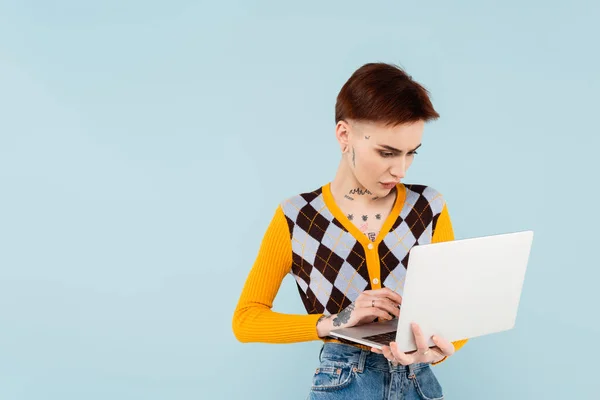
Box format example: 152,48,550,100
319,342,431,374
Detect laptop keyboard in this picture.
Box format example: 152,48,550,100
362,330,397,345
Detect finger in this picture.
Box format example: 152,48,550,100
370,347,383,354
358,291,400,307
383,287,403,305
429,346,445,358
381,345,397,363
357,297,400,318
411,323,430,355
390,341,413,366
367,288,403,305
361,288,402,305
432,335,455,356
357,306,393,321
355,297,394,317
376,297,401,317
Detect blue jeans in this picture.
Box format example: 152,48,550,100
307,343,444,400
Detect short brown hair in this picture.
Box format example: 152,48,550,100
335,63,440,126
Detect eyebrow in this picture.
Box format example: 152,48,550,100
378,143,422,153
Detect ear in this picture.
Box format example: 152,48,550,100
335,120,351,153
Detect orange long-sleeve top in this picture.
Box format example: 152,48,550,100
232,182,468,364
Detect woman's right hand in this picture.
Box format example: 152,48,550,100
316,288,402,338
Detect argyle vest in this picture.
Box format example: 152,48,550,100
280,183,446,316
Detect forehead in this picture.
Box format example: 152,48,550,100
352,120,424,148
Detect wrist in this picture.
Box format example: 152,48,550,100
316,314,335,337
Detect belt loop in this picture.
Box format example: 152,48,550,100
407,363,415,378
356,349,368,373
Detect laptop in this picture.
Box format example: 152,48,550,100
328,230,534,352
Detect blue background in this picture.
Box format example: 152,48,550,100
1,1,598,399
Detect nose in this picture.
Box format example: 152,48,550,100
390,157,406,180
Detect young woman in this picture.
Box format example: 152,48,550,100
232,62,468,399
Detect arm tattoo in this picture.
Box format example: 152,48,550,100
333,303,355,327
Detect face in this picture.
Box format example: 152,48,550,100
336,119,424,196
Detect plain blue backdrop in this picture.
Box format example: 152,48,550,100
1,1,598,399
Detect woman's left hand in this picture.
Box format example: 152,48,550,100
371,322,455,365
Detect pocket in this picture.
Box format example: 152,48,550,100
411,365,444,400
310,360,356,392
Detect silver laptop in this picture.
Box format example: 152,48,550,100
329,230,534,352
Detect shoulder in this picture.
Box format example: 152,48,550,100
275,184,336,233
279,184,325,215
402,183,447,215
403,183,444,200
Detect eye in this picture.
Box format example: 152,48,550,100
379,151,394,158
408,151,418,156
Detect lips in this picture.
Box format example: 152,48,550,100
380,182,396,189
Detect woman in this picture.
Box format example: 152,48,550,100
232,62,468,399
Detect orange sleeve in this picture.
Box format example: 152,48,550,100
431,203,469,365
232,205,323,343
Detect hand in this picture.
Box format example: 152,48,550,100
371,322,455,365
316,288,402,337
